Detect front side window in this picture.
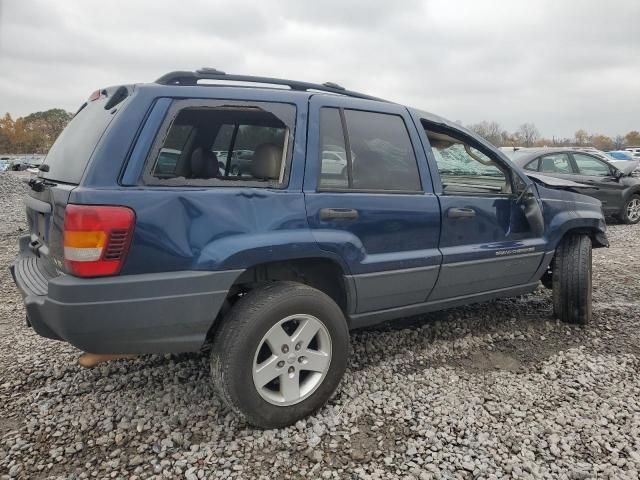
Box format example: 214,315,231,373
538,153,573,174
573,153,611,177
148,102,295,187
319,108,421,191
425,128,511,195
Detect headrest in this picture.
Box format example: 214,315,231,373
251,143,283,180
190,148,219,179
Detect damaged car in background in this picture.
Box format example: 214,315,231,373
506,148,640,224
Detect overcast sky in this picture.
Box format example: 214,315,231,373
0,0,638,138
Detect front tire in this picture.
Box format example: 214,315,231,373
552,235,592,325
620,194,640,224
210,282,349,428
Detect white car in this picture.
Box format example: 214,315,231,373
321,150,347,175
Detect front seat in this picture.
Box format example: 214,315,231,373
190,147,219,179
251,143,283,180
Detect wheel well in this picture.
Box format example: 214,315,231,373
560,228,608,249
211,258,350,330
542,228,604,288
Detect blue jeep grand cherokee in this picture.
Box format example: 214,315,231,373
12,68,607,427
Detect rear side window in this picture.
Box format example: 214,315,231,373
524,158,540,171
319,108,421,192
41,96,119,183
538,153,573,174
146,101,295,188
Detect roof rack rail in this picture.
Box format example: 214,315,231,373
154,68,387,102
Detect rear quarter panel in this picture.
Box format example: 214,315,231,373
71,87,349,275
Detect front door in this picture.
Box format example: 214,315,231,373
304,96,441,314
570,152,626,214
417,120,547,301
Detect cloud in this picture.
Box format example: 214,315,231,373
0,0,638,137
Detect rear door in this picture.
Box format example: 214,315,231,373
304,96,441,314
25,91,123,275
570,152,625,213
535,152,577,181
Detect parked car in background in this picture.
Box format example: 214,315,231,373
229,149,254,176
12,68,608,428
321,149,347,175
506,148,640,224
8,155,45,172
607,150,635,161
624,147,640,160
153,148,181,176
10,160,29,171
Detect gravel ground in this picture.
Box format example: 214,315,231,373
1,171,639,480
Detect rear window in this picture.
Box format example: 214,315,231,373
41,97,118,183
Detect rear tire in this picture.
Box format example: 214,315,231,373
552,234,592,325
620,194,640,224
210,282,349,428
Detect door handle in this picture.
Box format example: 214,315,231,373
319,208,359,221
448,207,476,219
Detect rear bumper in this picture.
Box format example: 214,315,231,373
11,236,242,354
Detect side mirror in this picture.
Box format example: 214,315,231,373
515,183,534,205
516,183,544,235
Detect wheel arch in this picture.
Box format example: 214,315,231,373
557,226,609,249
205,256,354,343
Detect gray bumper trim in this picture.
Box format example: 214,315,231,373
12,247,243,354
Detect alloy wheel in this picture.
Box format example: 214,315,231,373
252,314,332,406
627,198,640,222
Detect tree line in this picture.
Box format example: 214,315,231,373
466,120,640,151
0,110,73,154
1,109,639,154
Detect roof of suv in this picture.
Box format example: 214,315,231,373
138,68,488,155
153,67,389,103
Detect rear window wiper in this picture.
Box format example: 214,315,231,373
25,177,57,192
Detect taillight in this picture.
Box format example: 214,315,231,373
63,205,135,277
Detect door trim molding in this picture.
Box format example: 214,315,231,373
348,282,539,329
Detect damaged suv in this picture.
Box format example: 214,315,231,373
12,68,607,428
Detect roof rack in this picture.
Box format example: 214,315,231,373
154,67,387,102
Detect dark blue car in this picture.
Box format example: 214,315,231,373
12,68,607,427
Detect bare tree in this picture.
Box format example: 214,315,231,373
625,131,640,146
590,134,614,152
467,121,503,146
574,129,589,146
613,135,625,150
516,123,540,147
